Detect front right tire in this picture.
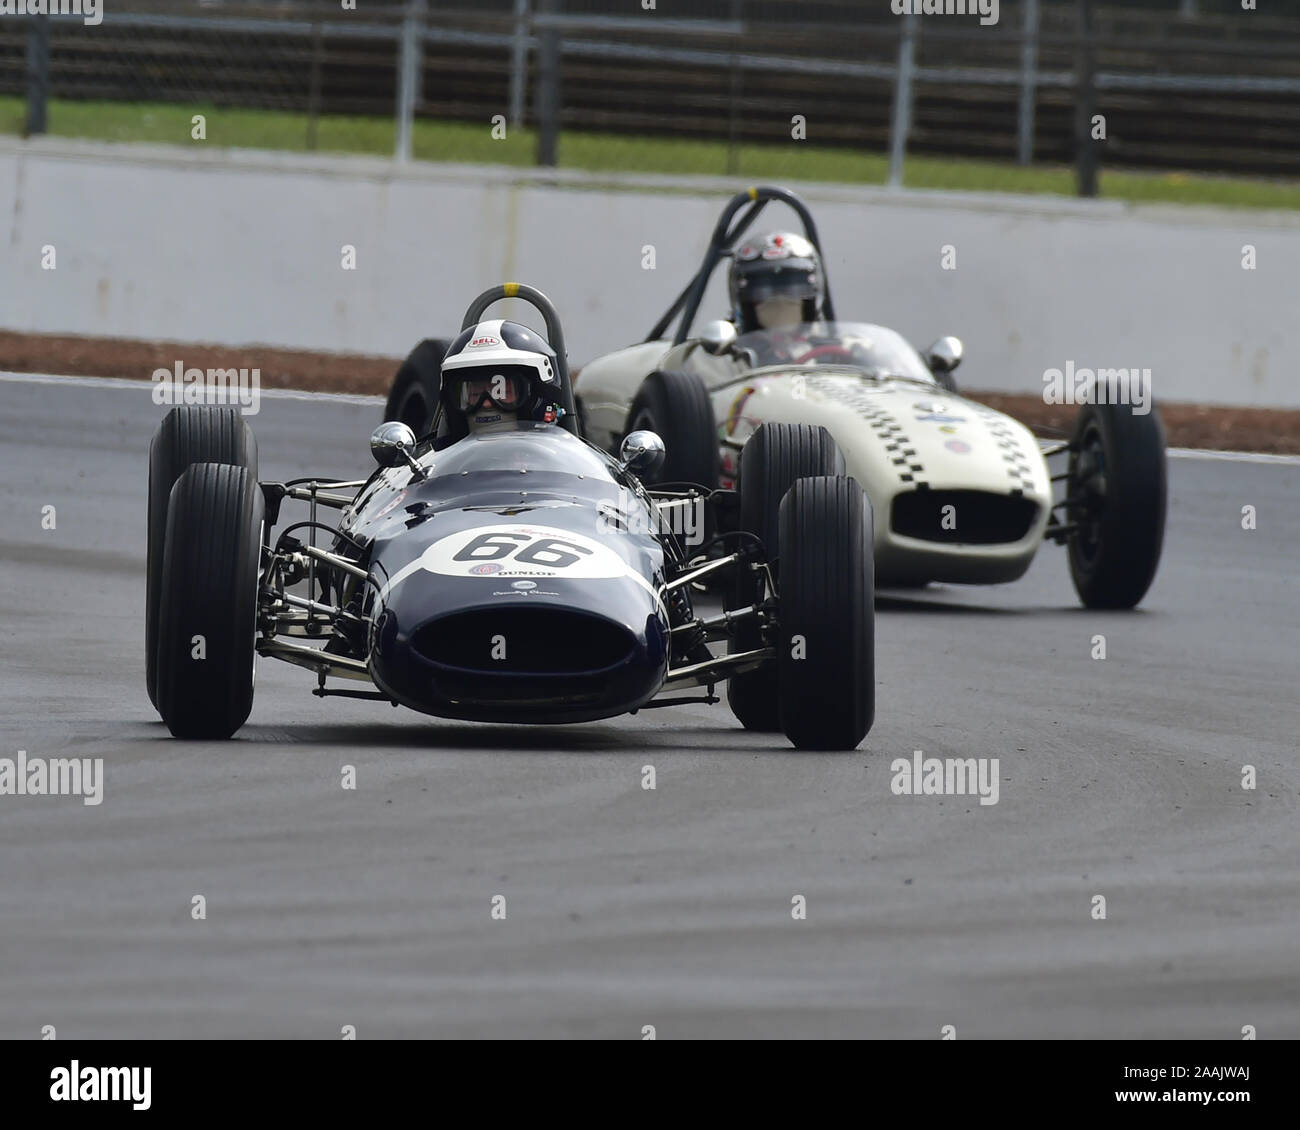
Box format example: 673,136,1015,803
155,463,264,740
147,406,257,708
624,369,719,488
383,338,447,437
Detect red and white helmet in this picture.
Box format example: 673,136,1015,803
728,232,824,333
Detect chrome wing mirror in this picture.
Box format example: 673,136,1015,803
619,429,666,479
699,320,738,356
370,421,428,480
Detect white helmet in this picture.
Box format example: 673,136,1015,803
439,319,560,436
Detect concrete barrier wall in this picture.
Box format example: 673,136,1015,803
2,138,1297,406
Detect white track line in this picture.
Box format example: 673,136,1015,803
0,369,384,406
1166,446,1300,466
4,370,1300,465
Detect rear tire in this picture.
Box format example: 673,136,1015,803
147,406,256,709
727,423,845,732
624,370,719,488
1066,399,1166,609
155,464,264,740
383,338,447,437
777,477,875,750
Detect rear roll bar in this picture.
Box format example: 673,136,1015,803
460,282,581,437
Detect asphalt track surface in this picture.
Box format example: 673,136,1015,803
1,375,1296,1039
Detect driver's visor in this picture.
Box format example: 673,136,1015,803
451,365,536,413
735,263,820,305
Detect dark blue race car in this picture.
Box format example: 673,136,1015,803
145,285,875,750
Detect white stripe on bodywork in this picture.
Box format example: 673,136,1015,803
376,558,425,604
376,541,669,621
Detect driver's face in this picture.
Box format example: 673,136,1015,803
754,297,804,330
459,373,527,411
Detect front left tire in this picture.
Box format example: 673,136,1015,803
1066,399,1167,609
777,476,875,750
726,423,846,732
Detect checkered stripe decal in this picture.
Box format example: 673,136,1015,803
972,406,1034,492
869,409,925,486
807,377,927,485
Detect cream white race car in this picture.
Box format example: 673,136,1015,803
573,186,1166,608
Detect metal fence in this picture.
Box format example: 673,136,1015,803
4,0,1300,188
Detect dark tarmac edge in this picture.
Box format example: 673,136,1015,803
1,379,1297,1038
3,329,1298,454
